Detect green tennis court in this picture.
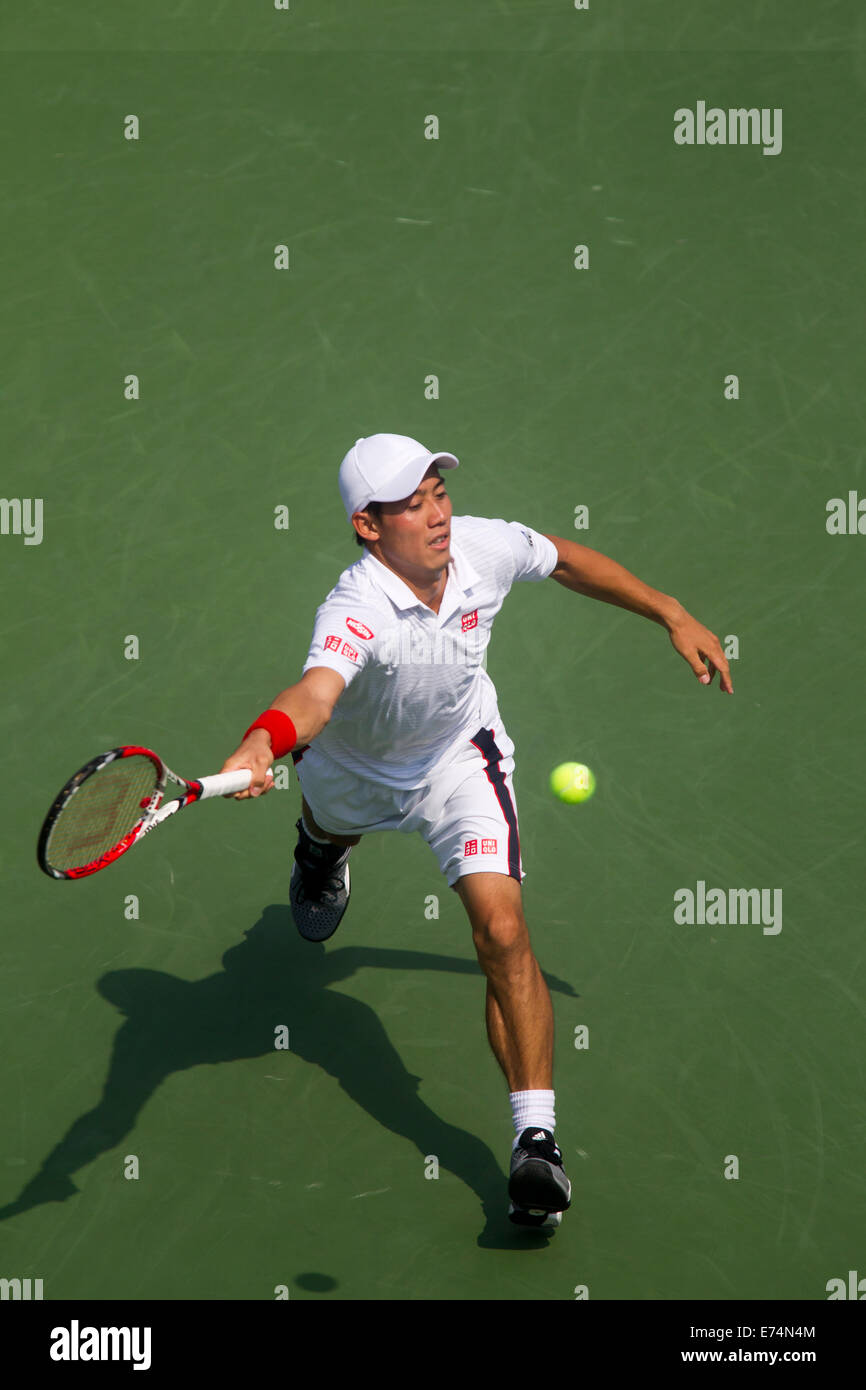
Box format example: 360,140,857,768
1,2,864,1301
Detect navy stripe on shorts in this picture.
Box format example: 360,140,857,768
469,727,521,881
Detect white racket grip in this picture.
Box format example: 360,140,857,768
197,769,254,800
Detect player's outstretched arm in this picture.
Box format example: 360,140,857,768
220,666,346,798
542,534,734,694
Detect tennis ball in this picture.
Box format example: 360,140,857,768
550,762,596,804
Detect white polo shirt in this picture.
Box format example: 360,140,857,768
301,515,558,789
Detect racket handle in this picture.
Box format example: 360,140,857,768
196,769,254,799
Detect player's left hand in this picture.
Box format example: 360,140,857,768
666,612,734,693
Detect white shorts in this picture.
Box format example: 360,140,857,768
292,724,524,889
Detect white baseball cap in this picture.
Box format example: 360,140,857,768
339,433,459,522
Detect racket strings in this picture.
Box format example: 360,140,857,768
46,757,160,870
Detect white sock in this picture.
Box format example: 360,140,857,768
510,1089,556,1147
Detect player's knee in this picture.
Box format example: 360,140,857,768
472,907,528,963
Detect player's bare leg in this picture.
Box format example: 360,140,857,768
455,872,553,1090
455,871,570,1226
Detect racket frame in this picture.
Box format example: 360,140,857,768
37,746,251,880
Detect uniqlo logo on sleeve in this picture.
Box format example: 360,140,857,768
324,635,341,652
481,839,497,855
464,839,478,857
461,610,478,632
341,641,359,663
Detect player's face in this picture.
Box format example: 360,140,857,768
375,468,452,580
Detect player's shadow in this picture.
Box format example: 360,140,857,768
0,905,578,1249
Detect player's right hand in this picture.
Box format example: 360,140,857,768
219,730,275,798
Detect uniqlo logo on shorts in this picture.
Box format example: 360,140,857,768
341,641,359,663
464,839,478,857
461,610,478,632
324,635,341,652
481,838,497,855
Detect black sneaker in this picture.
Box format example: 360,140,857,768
289,818,352,942
508,1128,571,1222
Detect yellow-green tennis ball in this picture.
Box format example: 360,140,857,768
550,762,596,804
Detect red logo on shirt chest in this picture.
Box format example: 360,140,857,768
461,610,478,632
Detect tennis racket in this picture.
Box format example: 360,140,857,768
37,746,255,880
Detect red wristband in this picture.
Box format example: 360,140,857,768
243,710,297,758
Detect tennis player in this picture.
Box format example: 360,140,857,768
220,433,733,1228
